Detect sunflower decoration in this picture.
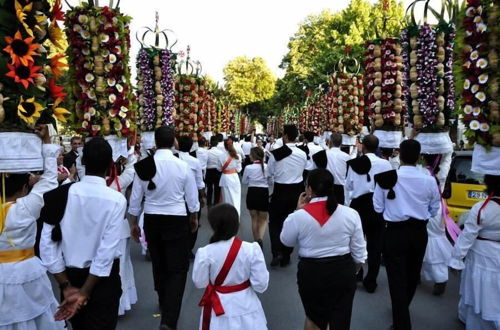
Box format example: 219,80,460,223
0,0,69,130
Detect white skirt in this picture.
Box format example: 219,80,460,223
459,302,500,330
459,241,500,323
422,237,452,283
220,175,241,216
198,308,267,330
118,238,137,316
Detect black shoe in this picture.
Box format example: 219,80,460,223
159,325,174,330
433,282,447,296
270,255,282,267
280,255,291,267
362,279,377,293
356,267,364,282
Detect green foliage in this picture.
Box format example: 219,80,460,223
223,56,276,106
276,0,406,111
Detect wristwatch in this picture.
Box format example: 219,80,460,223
59,280,71,291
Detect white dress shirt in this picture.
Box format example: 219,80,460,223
344,153,392,205
40,175,127,276
216,153,242,188
196,147,209,173
242,163,271,188
373,166,441,222
305,142,324,170
233,142,246,162
280,197,367,263
207,147,224,169
324,147,351,186
179,151,205,190
128,149,200,216
241,141,253,155
267,143,307,184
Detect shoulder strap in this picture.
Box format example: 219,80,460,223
312,150,327,169
374,169,398,200
347,155,372,181
221,157,233,172
214,237,243,286
271,145,292,161
134,155,156,190
40,182,76,242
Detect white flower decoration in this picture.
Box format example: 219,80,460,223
471,84,480,94
100,34,110,43
116,84,123,93
91,125,101,132
114,122,123,130
469,120,480,130
80,30,91,39
472,107,481,116
473,16,483,24
477,58,488,69
82,121,89,129
109,94,117,103
89,107,96,116
463,105,473,114
109,54,117,64
466,7,475,17
475,91,486,102
476,23,487,33
107,78,116,87
464,79,471,89
478,73,488,84
78,15,89,24
84,112,91,121
73,24,82,32
470,50,479,61
480,123,489,132
85,73,94,82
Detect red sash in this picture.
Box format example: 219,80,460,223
477,194,500,225
106,163,121,192
199,237,251,330
303,200,331,226
221,157,233,173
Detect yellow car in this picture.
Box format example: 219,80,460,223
443,151,487,223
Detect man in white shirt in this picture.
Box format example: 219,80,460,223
128,127,200,330
178,135,206,259
195,138,209,178
373,139,440,330
241,135,253,168
206,136,224,206
267,125,307,267
344,135,393,293
301,131,323,177
312,132,351,204
40,138,127,329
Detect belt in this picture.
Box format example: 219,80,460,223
0,247,35,263
222,169,238,174
300,253,352,263
477,237,500,243
385,218,428,229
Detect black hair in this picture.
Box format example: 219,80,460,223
400,139,421,165
216,133,224,143
306,169,338,215
485,175,500,196
70,136,82,143
304,131,315,143
422,154,441,175
250,147,265,175
283,124,298,142
210,136,218,148
178,135,193,152
380,147,394,159
3,173,30,198
198,138,206,147
155,127,175,148
208,203,240,243
330,132,342,147
82,138,113,175
362,134,379,153
244,135,251,142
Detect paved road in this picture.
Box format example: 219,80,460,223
117,187,465,330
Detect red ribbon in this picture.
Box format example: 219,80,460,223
303,200,331,226
199,237,251,330
477,193,500,225
106,163,121,192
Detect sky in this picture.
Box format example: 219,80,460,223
65,0,425,83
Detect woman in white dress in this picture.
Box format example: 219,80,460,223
421,153,453,295
449,174,500,329
193,203,269,330
217,139,242,216
0,126,65,330
107,148,138,316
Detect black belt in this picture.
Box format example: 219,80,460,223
477,237,500,243
385,218,428,229
300,253,351,263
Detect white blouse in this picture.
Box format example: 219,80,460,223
280,197,367,263
217,153,242,188
242,163,271,188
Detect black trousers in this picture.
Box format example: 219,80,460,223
66,260,121,330
144,214,190,328
383,219,428,330
350,193,385,287
269,182,304,258
333,184,345,205
298,254,356,330
205,168,221,205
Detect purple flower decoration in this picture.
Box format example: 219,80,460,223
160,49,175,127
137,48,155,130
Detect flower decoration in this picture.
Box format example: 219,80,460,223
52,98,70,123
49,54,67,79
17,96,44,125
4,31,40,66
5,62,41,89
460,0,499,147
15,0,33,36
64,4,135,137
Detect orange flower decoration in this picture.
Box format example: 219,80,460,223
48,78,67,101
5,62,41,89
51,0,65,26
4,31,40,66
49,54,67,79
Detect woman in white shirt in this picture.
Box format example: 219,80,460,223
217,139,242,216
448,174,500,329
281,169,367,330
193,204,269,330
242,147,270,248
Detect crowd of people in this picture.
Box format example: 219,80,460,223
0,124,499,330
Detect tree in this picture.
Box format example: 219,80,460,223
223,56,276,106
276,0,406,109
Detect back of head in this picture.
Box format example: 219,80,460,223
155,127,175,149
250,147,264,162
216,133,224,143
362,134,379,153
82,137,112,175
484,175,500,196
3,173,30,198
380,147,394,159
422,153,441,174
224,138,238,159
244,135,251,142
306,169,337,215
399,139,421,165
283,125,298,142
210,136,218,148
330,132,342,147
208,203,240,243
304,131,315,143
198,137,206,148
178,135,193,152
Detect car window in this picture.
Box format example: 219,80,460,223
448,156,484,185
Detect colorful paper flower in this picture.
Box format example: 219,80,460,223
52,98,70,122
51,0,64,25
475,91,486,102
48,78,67,101
15,0,34,36
469,120,480,130
3,31,40,66
5,62,41,89
479,122,489,132
48,21,64,49
17,96,44,125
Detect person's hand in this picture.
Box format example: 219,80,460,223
130,224,141,243
34,124,51,144
190,214,199,233
62,285,79,300
355,263,363,274
58,172,69,182
29,174,40,187
296,192,310,210
55,291,88,321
